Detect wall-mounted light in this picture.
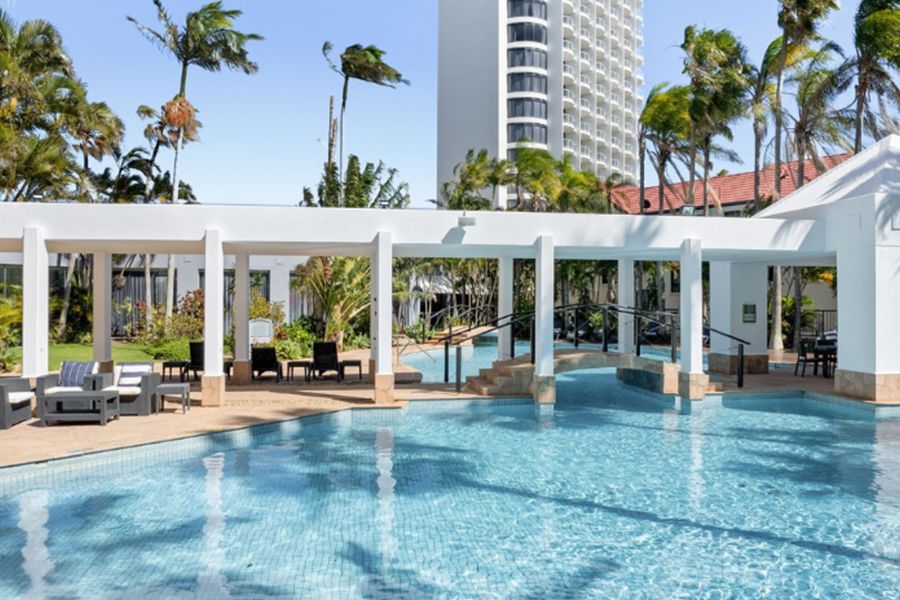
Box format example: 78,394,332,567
458,211,477,227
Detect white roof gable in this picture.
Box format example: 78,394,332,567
757,135,900,220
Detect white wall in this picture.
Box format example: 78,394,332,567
437,0,503,203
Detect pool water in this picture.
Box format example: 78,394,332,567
401,336,684,383
1,371,899,598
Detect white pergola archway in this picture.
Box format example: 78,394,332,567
2,135,896,404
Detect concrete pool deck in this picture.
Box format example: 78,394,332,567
2,348,893,469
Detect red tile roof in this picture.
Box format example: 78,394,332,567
613,154,849,215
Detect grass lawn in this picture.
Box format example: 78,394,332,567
9,342,153,372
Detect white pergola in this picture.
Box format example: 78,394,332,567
1,135,897,404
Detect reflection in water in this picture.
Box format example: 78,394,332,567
689,408,706,512
18,490,53,600
872,419,900,568
375,428,397,578
197,453,230,599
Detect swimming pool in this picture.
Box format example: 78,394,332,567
1,371,898,598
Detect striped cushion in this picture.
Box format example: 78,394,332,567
118,364,152,387
59,362,97,388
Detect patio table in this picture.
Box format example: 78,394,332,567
40,390,119,427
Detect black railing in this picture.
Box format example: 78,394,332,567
439,302,753,393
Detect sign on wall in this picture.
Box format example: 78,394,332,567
742,304,757,324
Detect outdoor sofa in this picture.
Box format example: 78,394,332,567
0,377,35,429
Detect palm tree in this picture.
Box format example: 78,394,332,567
774,0,839,199
641,84,691,214
845,0,900,153
786,42,849,350
293,256,371,350
682,26,751,217
592,172,632,214
749,38,784,209
322,42,408,184
638,83,667,215
129,0,260,204
68,96,124,202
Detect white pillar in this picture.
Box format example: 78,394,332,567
680,238,703,374
22,228,49,378
534,235,556,403
497,256,514,361
92,252,112,367
835,245,900,402
373,231,394,403
233,254,250,361
617,258,635,354
709,262,769,374
369,258,378,369
203,230,225,405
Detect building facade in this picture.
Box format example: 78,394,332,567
437,0,644,207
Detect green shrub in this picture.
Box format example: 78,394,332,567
0,346,17,374
404,319,434,343
343,332,370,351
143,338,191,361
274,339,305,360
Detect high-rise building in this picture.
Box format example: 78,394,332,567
437,0,644,208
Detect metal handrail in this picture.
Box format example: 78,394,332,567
442,302,751,392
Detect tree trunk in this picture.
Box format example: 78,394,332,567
687,139,697,208
753,124,762,210
339,75,350,196
656,156,666,214
144,256,153,335
165,254,176,323
854,66,865,154
638,134,646,215
774,35,788,199
702,142,711,216
770,266,784,350
56,255,78,341
656,261,665,312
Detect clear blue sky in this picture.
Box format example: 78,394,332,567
8,0,858,206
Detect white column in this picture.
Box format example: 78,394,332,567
233,254,250,362
534,236,554,377
22,227,49,378
679,238,703,375
835,245,900,402
709,262,768,373
497,256,514,361
373,232,393,374
203,230,224,376
92,252,112,365
370,258,378,365
617,258,635,354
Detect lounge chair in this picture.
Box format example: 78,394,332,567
312,342,341,380
794,339,821,377
36,361,98,420
188,341,232,381
1,378,35,429
251,346,282,382
94,362,161,416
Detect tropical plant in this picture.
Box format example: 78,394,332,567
292,257,372,350
681,26,751,216
129,0,260,323
773,0,839,200
640,84,691,213
304,154,410,208
322,42,408,184
843,0,900,152
749,38,786,208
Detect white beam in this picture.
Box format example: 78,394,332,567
497,256,514,361
204,230,224,376
22,227,48,377
680,238,703,374
617,258,635,354
373,231,393,375
535,236,554,377
233,253,250,362
92,252,112,364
